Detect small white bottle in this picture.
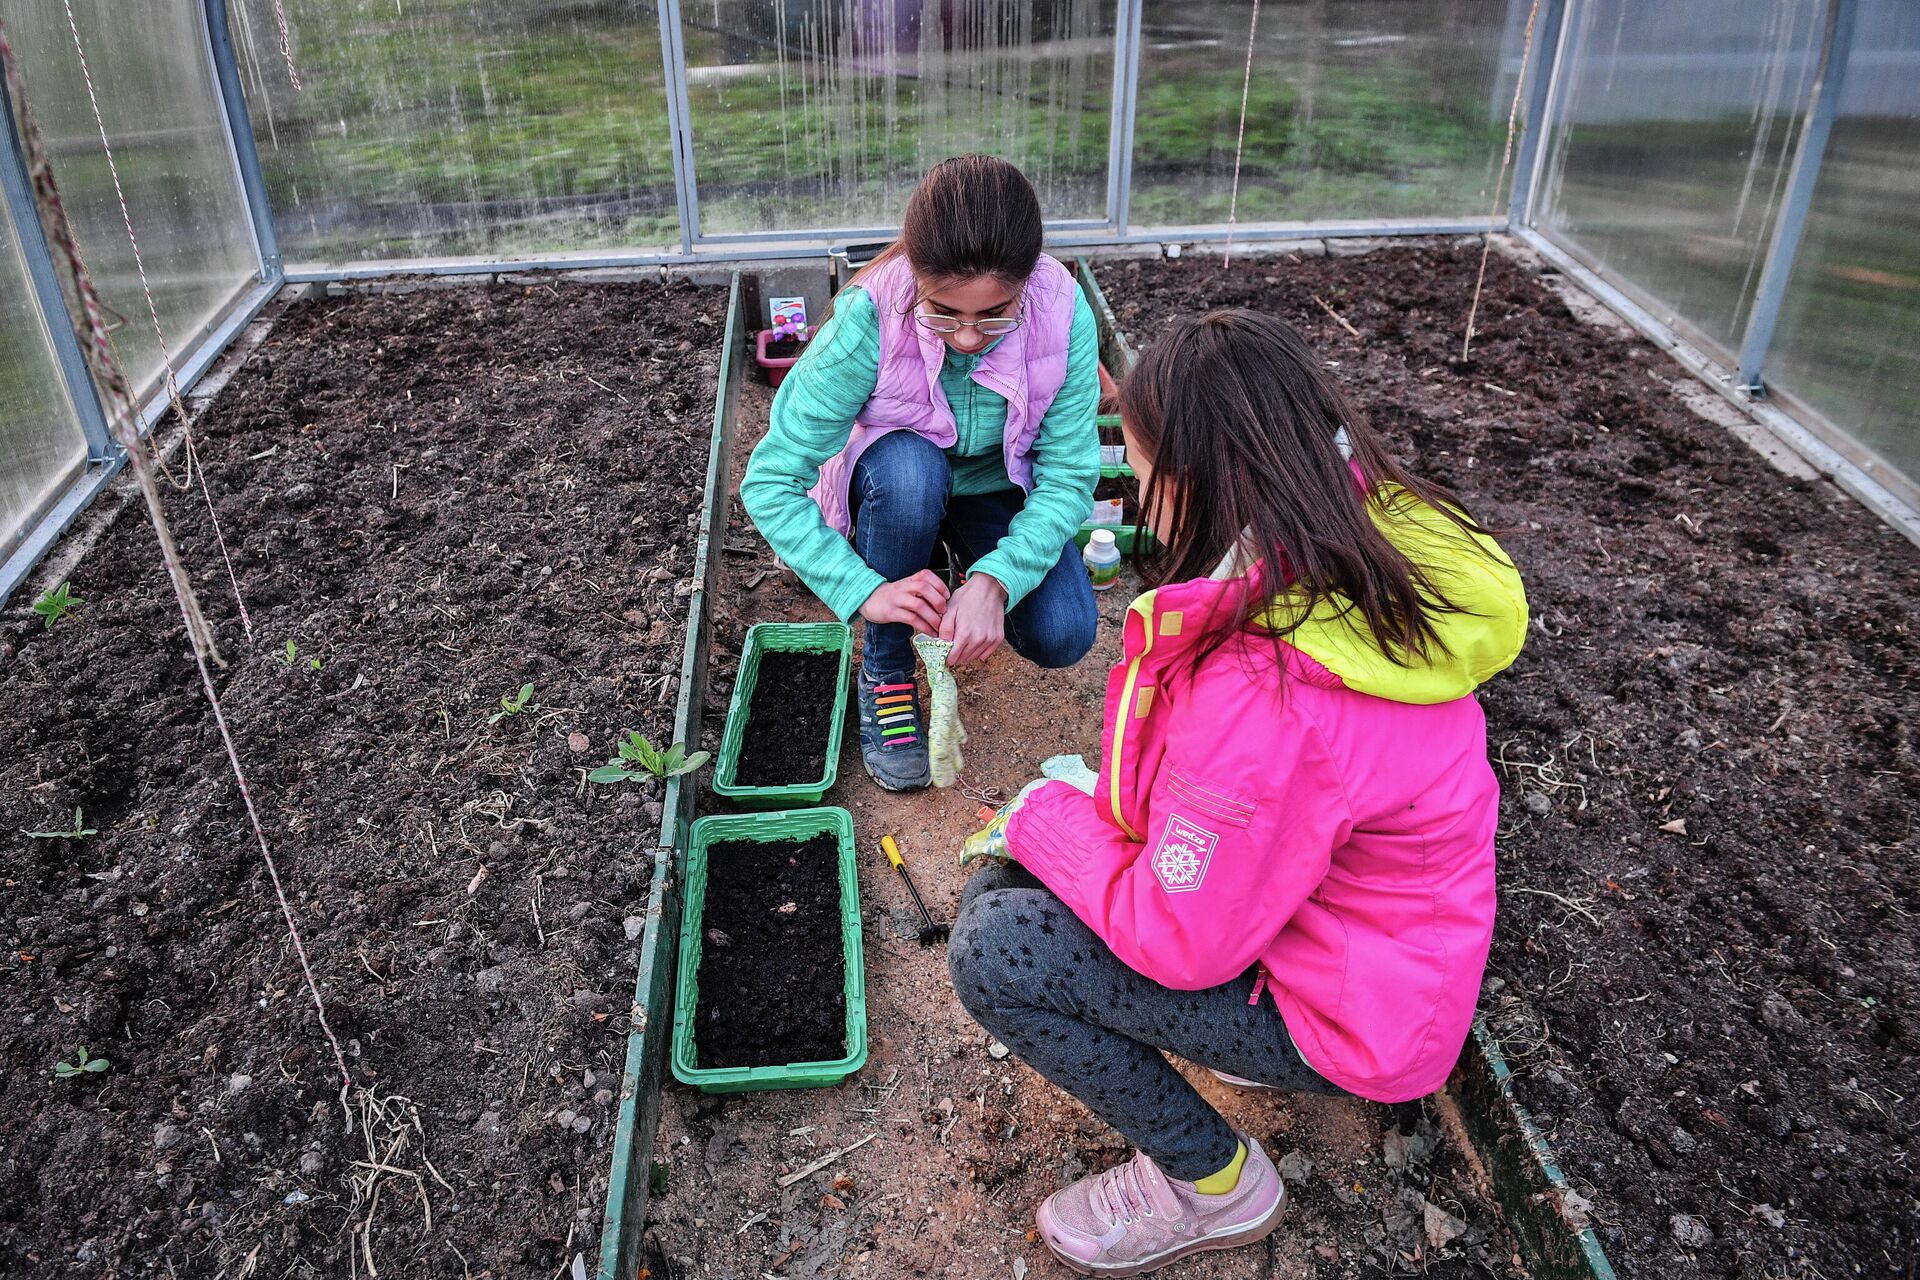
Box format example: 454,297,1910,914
1083,528,1122,591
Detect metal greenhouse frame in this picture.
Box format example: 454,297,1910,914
0,0,1913,609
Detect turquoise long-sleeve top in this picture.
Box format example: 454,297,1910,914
740,284,1101,622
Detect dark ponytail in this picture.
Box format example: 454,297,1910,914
851,154,1044,304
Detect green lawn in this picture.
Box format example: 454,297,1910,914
242,0,1502,258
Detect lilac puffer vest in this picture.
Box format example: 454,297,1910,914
807,250,1079,535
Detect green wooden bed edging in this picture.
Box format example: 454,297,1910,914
596,271,744,1280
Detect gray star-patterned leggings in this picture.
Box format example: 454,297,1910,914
947,862,1347,1182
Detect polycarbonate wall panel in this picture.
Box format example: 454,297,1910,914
684,0,1116,236
0,197,86,558
1128,0,1517,228
1768,0,1920,486
2,0,257,395
232,0,680,264
1537,0,1826,352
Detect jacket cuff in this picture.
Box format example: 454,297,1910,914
966,551,1037,609
1004,782,1094,883
825,567,887,624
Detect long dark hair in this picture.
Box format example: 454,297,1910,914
849,154,1044,306
1119,309,1488,665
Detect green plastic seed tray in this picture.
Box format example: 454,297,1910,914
1079,459,1158,553
711,621,852,809
671,807,867,1093
1076,523,1158,554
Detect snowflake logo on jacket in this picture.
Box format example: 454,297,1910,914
1150,814,1219,893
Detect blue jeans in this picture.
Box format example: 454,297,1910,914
851,430,1096,678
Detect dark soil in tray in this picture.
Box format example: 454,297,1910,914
693,835,846,1069
0,277,724,1277
731,650,841,787
1100,246,1920,1278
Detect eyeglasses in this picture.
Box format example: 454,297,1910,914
915,307,1023,337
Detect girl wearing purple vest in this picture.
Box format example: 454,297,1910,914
741,156,1102,792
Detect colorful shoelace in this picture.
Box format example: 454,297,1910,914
872,681,919,748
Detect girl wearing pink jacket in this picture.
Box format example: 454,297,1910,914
948,309,1528,1276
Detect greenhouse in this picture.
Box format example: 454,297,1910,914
0,1,1914,1277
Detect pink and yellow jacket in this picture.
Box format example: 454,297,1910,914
1004,488,1528,1102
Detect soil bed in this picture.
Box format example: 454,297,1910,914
1100,244,1920,1279
0,278,724,1277
694,835,846,1069
733,650,841,787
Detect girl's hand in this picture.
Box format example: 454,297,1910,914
958,778,1052,866
960,800,1017,867
940,573,1007,666
860,570,950,636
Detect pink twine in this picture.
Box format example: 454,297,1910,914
1,16,349,1097
273,0,303,90
1222,0,1262,270
59,0,254,641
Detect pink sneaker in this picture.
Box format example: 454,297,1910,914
1035,1133,1287,1277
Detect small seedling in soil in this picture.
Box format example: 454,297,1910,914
24,808,97,840
490,682,538,725
30,582,81,629
590,731,708,784
52,1047,109,1078
276,640,322,670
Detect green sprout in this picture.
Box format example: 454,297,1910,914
589,731,708,784
490,683,538,725
276,640,322,671
25,808,97,840
52,1047,110,1078
31,582,81,629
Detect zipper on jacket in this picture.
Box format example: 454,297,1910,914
1107,593,1158,840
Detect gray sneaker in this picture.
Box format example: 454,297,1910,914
857,669,931,792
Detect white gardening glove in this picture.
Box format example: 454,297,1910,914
1040,753,1099,796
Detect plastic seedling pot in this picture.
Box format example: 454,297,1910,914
1076,523,1158,554
1078,456,1158,553
671,807,867,1093
755,329,804,387
712,621,852,808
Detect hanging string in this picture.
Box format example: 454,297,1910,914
0,18,350,1098
1462,0,1541,362
60,0,255,641
1221,0,1262,270
272,0,304,90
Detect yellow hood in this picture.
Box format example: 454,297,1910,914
1256,486,1528,704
